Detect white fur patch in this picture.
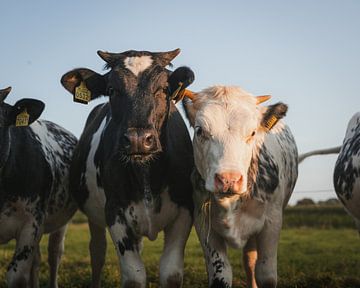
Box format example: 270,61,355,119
124,56,153,76
83,117,107,227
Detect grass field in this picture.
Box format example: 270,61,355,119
1,206,359,287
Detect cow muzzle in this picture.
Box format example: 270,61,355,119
123,128,161,157
214,172,244,194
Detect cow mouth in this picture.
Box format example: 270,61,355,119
128,151,160,162
214,190,237,197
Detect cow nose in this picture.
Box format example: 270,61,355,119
123,128,159,154
143,132,155,150
214,172,243,193
140,131,157,152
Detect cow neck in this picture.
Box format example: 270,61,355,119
131,163,157,208
0,127,11,170
159,96,172,151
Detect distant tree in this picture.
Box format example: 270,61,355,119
296,198,315,206
318,198,340,206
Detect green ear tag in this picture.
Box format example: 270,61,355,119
74,81,91,104
264,115,278,130
16,109,30,127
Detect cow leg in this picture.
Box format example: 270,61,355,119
30,243,41,288
159,207,192,288
255,214,282,288
7,222,42,288
108,220,145,288
194,216,232,288
48,225,67,288
243,236,258,288
89,221,107,288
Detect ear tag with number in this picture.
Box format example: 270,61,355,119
264,115,278,130
74,81,91,104
16,109,30,127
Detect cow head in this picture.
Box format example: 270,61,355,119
0,86,45,127
61,49,194,162
183,86,287,197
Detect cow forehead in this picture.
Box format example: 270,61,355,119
197,100,260,136
123,55,153,76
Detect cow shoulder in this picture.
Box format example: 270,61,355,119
70,103,109,208
334,112,360,201
2,126,52,201
164,106,194,210
252,125,298,201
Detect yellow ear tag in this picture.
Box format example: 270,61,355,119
16,109,30,127
264,115,278,130
74,81,91,104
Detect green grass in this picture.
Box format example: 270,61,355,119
1,208,360,287
283,205,356,229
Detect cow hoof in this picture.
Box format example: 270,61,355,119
210,278,231,288
257,278,276,288
123,280,143,288
165,272,183,288
8,276,27,288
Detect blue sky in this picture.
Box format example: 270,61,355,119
1,0,359,204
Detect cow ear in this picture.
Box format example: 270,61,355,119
182,98,197,127
154,48,181,67
261,102,288,131
61,68,107,104
168,66,195,102
10,98,45,127
0,86,12,103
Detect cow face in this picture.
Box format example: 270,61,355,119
61,49,194,162
0,87,45,127
185,86,287,196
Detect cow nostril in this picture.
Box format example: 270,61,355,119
144,134,155,149
123,133,131,149
215,173,225,185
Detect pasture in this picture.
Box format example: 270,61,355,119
1,206,359,288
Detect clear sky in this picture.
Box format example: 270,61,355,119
1,0,359,204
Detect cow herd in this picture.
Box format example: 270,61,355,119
0,48,358,288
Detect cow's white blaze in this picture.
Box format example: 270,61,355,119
84,116,107,227
192,86,269,195
124,56,153,76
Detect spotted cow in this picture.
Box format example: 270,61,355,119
0,87,77,287
182,86,298,288
60,49,195,287
333,112,360,231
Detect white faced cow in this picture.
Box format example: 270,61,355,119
0,87,77,287
182,86,298,288
60,49,195,288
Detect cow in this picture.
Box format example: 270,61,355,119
301,112,360,231
181,86,298,288
0,86,77,287
60,49,195,288
334,112,360,231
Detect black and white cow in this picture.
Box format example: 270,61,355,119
333,112,360,231
60,49,195,287
182,86,298,288
0,87,77,287
296,113,360,231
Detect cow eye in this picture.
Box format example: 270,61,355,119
251,130,256,137
195,126,203,137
